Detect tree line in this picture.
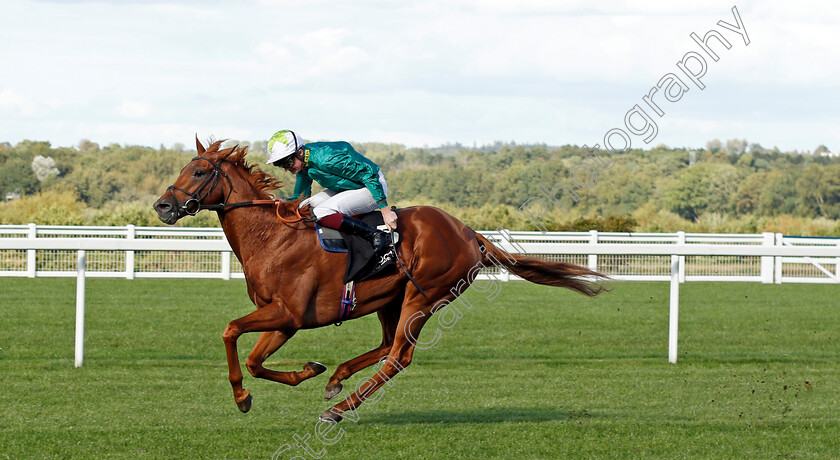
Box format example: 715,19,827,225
1,138,839,235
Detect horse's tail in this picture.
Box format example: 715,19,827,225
474,233,609,297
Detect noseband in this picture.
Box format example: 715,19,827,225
166,156,234,217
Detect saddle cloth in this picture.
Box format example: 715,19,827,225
314,211,399,283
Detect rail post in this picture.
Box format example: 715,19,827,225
221,252,231,280
27,223,37,278
496,228,513,282
75,250,86,368
126,224,135,280
774,233,784,284
588,230,598,272
836,239,840,281
668,254,680,364
221,234,231,280
761,232,774,284
677,231,686,283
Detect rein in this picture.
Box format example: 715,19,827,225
166,156,308,224
203,199,307,224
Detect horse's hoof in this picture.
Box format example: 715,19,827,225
319,408,343,423
236,392,252,413
305,361,327,376
324,383,343,401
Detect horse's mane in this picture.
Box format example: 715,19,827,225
203,140,283,196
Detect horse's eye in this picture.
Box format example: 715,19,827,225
194,169,207,178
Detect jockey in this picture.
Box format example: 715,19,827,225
267,130,397,256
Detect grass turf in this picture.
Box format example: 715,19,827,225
0,278,838,459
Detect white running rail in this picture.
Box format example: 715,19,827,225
2,224,839,366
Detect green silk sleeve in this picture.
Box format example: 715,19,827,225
320,146,388,208
289,170,313,200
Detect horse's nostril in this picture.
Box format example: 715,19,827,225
155,201,172,212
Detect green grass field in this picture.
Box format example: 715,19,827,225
1,278,838,459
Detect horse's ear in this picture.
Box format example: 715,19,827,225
195,135,205,155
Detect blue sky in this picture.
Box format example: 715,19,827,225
1,0,837,152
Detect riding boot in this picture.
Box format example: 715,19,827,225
337,215,390,256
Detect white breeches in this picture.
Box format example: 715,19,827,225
302,171,389,220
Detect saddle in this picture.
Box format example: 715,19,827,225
314,211,399,284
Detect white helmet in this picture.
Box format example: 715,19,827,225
266,130,304,164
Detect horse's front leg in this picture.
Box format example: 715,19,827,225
222,303,296,413
245,330,327,386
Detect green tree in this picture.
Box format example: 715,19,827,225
706,164,741,214
64,167,121,208
731,172,768,215
796,164,840,218
588,168,653,216
663,163,739,220
0,157,40,196
664,167,710,220
757,171,799,216
725,138,747,155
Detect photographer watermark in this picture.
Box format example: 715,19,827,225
271,356,406,460
519,5,750,232
403,228,524,349
271,228,524,459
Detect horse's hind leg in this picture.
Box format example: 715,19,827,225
245,330,328,386
324,308,400,401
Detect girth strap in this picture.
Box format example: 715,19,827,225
334,281,356,327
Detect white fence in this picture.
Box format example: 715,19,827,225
2,224,840,283
2,224,840,366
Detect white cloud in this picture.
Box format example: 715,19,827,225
118,100,152,119
2,0,839,151
256,42,294,62
92,122,252,147
255,28,373,82
0,89,36,116
292,28,348,50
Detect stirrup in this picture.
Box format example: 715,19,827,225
371,231,390,255
376,225,400,245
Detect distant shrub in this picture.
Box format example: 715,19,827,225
632,203,695,232
91,202,165,227
550,215,638,232
179,211,220,227
0,190,86,225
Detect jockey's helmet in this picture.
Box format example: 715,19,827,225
266,130,303,165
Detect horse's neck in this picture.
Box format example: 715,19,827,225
217,180,301,268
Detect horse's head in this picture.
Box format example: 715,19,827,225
153,137,239,225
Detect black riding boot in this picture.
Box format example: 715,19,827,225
338,215,390,256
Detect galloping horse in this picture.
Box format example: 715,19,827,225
153,139,607,422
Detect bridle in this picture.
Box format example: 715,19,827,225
166,157,232,216
165,156,305,223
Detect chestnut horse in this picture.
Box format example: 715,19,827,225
153,139,606,422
